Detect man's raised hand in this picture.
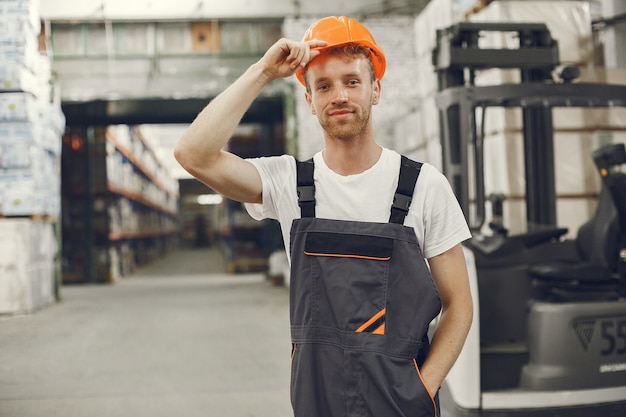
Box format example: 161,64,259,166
259,38,328,80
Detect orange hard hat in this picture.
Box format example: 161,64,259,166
295,16,386,86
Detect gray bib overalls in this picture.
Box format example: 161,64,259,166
289,156,442,417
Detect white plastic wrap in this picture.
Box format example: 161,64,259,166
470,0,594,65
483,130,606,197
579,66,626,129
414,0,457,58
0,219,57,315
553,131,603,196
0,62,37,94
0,92,39,122
483,131,525,197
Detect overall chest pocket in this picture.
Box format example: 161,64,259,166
304,231,393,332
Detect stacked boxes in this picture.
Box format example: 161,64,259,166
0,0,64,314
0,0,64,217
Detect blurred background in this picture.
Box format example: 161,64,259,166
1,2,626,416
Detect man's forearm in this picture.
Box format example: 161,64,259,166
175,37,325,177
174,62,273,169
421,302,473,394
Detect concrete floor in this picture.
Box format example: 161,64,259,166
0,249,293,417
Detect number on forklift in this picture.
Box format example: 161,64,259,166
600,318,626,356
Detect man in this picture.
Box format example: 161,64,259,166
175,16,473,417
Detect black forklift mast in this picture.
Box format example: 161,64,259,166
434,22,626,233
433,22,560,231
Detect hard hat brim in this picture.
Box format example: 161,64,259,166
295,41,386,87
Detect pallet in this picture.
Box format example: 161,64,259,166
0,214,58,223
227,257,268,274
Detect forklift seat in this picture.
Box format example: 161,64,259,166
529,143,626,297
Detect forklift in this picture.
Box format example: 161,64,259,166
432,22,626,416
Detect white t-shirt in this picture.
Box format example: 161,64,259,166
245,148,471,261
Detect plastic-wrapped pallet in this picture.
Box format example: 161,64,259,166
0,0,62,313
482,129,609,235
469,0,594,65
414,0,458,60
0,96,60,216
578,66,626,130
0,0,64,218
0,219,57,314
0,0,40,79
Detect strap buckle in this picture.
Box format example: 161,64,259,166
392,193,412,212
297,185,315,203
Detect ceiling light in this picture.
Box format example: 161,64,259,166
197,194,223,205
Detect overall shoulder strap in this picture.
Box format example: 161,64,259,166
389,155,423,224
296,158,315,218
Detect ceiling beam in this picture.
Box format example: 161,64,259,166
62,97,284,126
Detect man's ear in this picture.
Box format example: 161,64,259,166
372,80,381,105
305,91,316,115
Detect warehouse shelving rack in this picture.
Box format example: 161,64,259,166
61,125,179,283
220,125,283,273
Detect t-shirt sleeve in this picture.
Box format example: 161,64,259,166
420,165,472,259
244,155,295,221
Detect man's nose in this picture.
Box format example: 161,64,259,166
332,86,348,103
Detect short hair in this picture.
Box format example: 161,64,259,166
304,43,376,91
